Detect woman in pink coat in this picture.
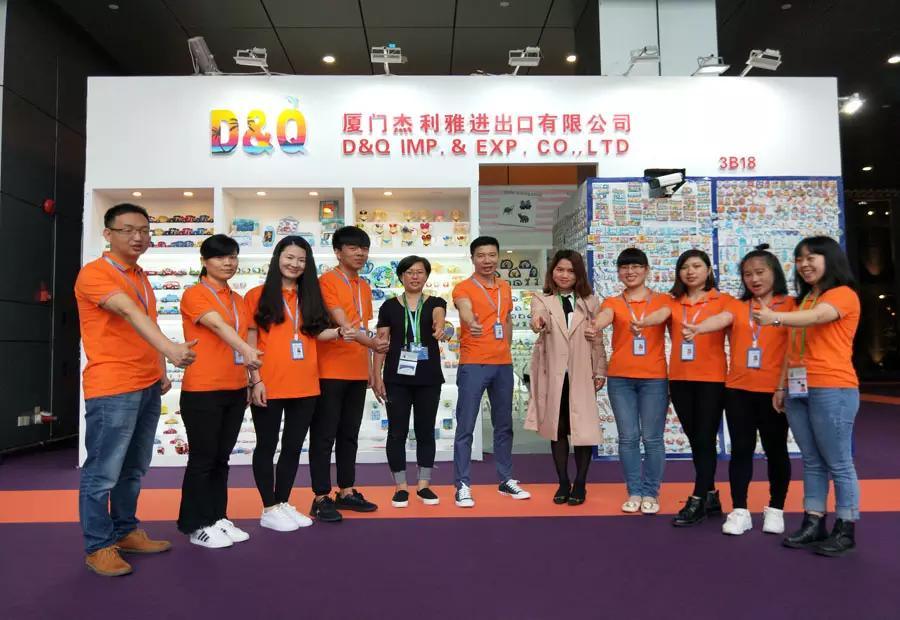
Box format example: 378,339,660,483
525,250,607,505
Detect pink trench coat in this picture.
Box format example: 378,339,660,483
525,293,607,446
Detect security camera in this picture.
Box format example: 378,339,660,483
645,168,686,198
508,46,542,68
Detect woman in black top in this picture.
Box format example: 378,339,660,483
373,255,447,508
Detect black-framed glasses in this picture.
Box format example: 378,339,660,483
107,227,151,237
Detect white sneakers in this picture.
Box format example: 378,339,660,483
455,484,475,508
762,506,785,534
215,518,250,542
260,503,313,531
190,525,233,549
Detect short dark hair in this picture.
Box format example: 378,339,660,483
396,255,431,279
332,225,370,250
793,236,856,300
738,244,788,301
199,234,240,277
104,203,149,228
616,247,649,268
670,249,716,297
544,249,592,298
470,235,499,255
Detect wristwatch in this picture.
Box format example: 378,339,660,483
772,315,782,327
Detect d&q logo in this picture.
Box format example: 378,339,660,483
210,97,307,156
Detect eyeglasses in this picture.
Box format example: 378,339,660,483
617,264,646,272
108,227,151,237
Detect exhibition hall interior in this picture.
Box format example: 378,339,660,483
0,1,897,618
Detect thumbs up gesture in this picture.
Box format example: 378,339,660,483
469,312,484,337
530,314,547,334
166,339,198,368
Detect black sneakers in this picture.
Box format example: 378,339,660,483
310,496,343,523
783,512,828,549
416,487,440,505
672,495,706,527
335,489,378,512
391,490,409,508
815,519,856,557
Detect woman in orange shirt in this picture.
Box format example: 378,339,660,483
754,236,860,557
178,235,262,550
245,236,342,533
682,245,795,537
637,249,732,527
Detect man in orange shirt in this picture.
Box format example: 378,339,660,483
309,226,389,522
451,236,530,508
75,204,197,576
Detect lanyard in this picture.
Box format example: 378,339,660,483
200,280,240,331
470,276,501,323
283,293,300,339
335,268,364,323
622,290,652,322
402,294,423,346
791,292,819,359
682,294,709,325
104,256,150,314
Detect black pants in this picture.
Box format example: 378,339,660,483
385,383,441,473
669,380,725,497
177,389,246,534
552,374,593,485
250,396,317,508
725,388,791,509
308,379,367,496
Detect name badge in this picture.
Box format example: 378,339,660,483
233,350,245,365
746,347,762,369
493,322,504,340
290,339,305,361
397,349,418,376
680,341,695,362
633,336,647,356
787,366,809,399
409,343,428,361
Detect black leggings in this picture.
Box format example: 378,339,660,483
669,380,725,498
725,388,791,510
177,389,246,534
251,396,317,508
385,383,441,474
551,374,592,486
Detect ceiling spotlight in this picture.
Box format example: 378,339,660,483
839,92,864,115
256,191,267,197
183,191,194,197
371,44,406,75
383,191,393,196
566,54,577,63
235,47,270,74
322,55,336,64
867,210,875,216
508,46,542,75
780,3,792,9
858,201,868,205
862,166,873,171
309,191,319,196
500,1,511,6
878,294,886,299
188,36,221,75
108,3,119,9
131,191,142,198
888,55,900,65
692,55,730,76
623,45,660,76
739,48,782,76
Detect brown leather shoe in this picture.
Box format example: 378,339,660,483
85,546,132,577
116,529,172,554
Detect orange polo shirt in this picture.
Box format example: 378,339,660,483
600,291,668,380
180,278,251,392
668,289,733,383
75,253,162,399
787,285,859,388
725,295,797,393
452,276,513,365
317,268,373,381
245,285,320,399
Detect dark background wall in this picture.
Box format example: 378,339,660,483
0,0,119,451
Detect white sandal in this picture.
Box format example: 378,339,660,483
640,496,660,514
621,496,642,513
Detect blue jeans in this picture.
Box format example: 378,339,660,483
607,377,668,497
454,364,514,488
785,388,860,521
79,383,161,553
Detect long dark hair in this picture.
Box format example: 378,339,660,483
544,250,592,298
254,236,331,336
199,234,240,277
669,249,716,297
738,244,788,301
793,236,857,301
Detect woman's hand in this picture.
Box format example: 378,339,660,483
772,390,786,413
433,318,445,340
594,376,606,391
753,305,778,326
251,381,267,407
373,378,387,405
682,323,699,342
530,314,548,334
584,322,598,342
241,346,264,371
630,319,646,336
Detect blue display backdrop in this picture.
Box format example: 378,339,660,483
575,176,845,461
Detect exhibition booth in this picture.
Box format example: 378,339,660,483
80,75,843,466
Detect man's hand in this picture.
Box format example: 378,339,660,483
160,376,172,395
165,339,198,368
469,312,483,337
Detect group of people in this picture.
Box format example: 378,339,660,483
75,202,861,577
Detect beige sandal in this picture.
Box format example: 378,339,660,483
621,496,642,513
640,496,660,514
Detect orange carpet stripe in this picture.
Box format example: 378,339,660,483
2,480,900,524
860,394,900,405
